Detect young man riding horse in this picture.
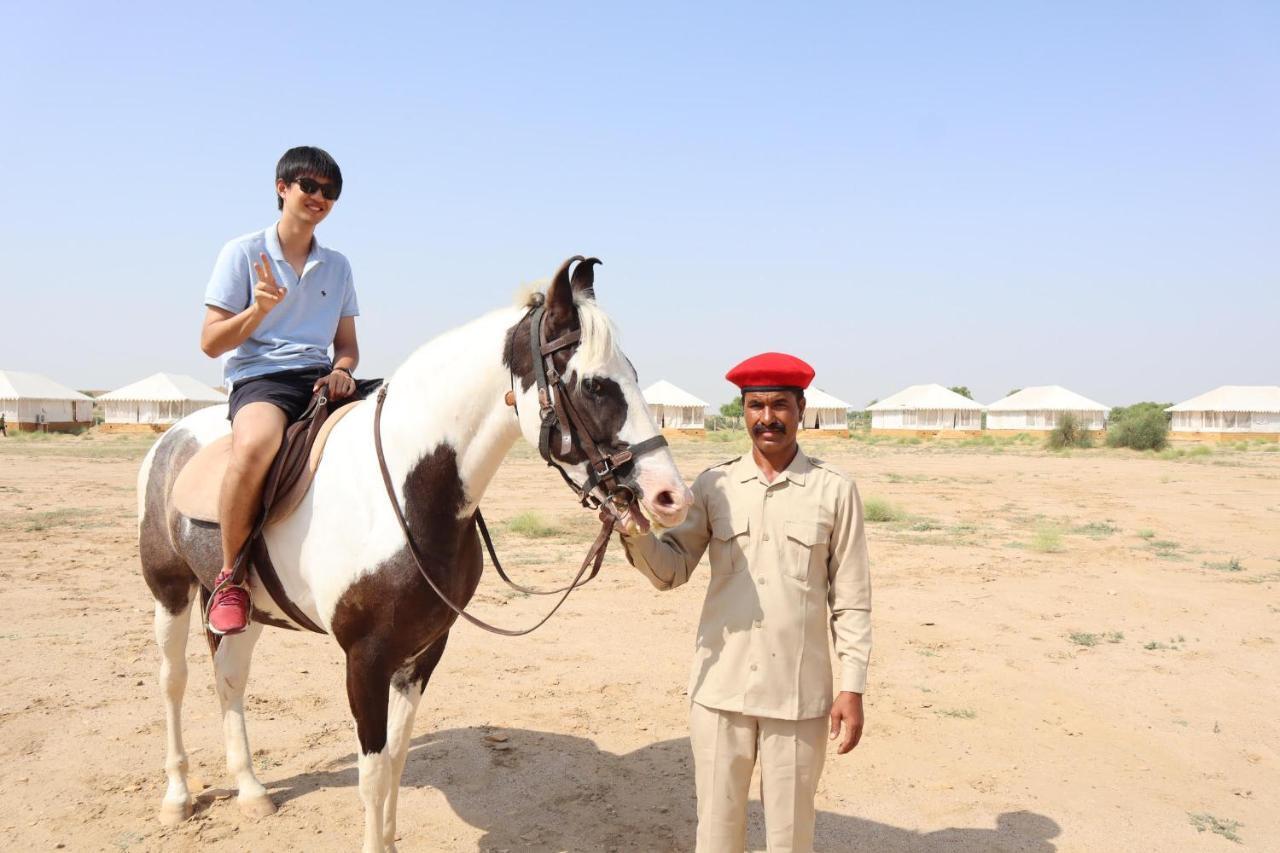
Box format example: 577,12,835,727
143,252,692,850
199,145,361,635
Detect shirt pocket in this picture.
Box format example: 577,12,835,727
709,514,750,577
784,519,832,582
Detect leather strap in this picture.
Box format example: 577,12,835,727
250,536,327,633
476,509,604,596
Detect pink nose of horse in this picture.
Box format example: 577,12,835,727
644,482,694,528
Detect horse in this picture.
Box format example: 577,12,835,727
137,256,693,852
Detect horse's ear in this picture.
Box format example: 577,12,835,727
545,254,584,333
570,257,602,300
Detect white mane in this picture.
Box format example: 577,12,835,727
571,296,620,373
511,281,621,375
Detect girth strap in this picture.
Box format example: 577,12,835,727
250,537,327,633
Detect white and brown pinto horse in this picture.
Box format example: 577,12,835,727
137,257,692,852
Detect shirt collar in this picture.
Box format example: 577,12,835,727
264,223,326,266
734,446,811,487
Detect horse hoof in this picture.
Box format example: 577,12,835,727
238,794,277,819
158,799,193,826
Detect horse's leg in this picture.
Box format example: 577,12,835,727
383,633,450,850
212,620,276,817
154,592,195,825
346,640,396,853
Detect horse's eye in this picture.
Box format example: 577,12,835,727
582,378,601,396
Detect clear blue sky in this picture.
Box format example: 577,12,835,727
3,2,1276,408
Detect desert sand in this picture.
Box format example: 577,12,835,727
1,430,1276,851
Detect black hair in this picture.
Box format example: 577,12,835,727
275,146,342,210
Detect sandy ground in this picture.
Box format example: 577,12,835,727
0,430,1277,852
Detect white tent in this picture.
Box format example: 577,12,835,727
867,384,984,434
643,380,708,432
985,385,1109,432
802,387,850,433
1166,386,1280,439
0,369,94,432
97,372,227,427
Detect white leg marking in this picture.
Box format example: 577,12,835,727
212,621,276,817
155,598,194,825
382,683,424,850
358,746,392,853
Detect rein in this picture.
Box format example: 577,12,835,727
371,302,669,635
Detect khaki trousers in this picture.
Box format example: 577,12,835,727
689,701,828,853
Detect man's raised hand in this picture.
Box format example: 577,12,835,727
252,252,287,314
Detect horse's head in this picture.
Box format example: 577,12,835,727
504,256,693,532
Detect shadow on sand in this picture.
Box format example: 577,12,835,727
267,726,1059,851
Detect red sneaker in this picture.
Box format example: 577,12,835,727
207,569,250,636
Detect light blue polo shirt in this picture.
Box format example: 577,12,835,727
204,224,359,386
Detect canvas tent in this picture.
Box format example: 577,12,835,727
1166,385,1280,441
802,387,850,434
97,372,227,430
0,369,94,432
985,385,1108,432
868,384,984,436
643,380,708,434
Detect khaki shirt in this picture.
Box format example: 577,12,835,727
621,448,871,721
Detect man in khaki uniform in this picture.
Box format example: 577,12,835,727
618,352,871,853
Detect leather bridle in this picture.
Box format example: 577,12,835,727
372,298,669,636
524,298,669,519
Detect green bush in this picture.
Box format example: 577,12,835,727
1030,523,1064,552
862,497,901,523
1106,403,1170,450
1047,413,1093,449
507,512,563,538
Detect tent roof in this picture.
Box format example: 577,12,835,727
0,369,93,401
867,384,983,411
985,385,1108,412
804,387,851,409
643,380,708,408
1166,385,1280,414
97,372,227,403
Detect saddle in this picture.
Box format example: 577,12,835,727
172,394,363,526
173,379,381,634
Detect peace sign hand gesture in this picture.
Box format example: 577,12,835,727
251,253,287,315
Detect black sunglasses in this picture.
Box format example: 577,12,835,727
295,176,340,201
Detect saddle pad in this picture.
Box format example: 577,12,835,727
171,400,360,525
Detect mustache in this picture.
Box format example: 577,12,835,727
752,421,787,435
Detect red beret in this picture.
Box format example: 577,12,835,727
725,352,815,392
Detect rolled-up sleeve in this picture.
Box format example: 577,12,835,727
621,474,712,591
204,241,251,313
828,478,872,694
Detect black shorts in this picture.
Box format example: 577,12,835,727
226,366,330,423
